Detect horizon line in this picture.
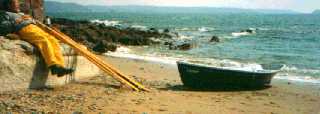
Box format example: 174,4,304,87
47,1,315,14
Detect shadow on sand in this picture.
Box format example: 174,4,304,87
28,48,79,90
28,53,50,90
160,84,272,92
74,81,121,89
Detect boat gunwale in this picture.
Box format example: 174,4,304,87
177,60,283,75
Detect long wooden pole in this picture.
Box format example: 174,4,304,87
51,27,141,91
52,29,150,91
35,21,150,91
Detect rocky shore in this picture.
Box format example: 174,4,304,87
51,18,172,53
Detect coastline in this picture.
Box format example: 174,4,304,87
1,55,319,113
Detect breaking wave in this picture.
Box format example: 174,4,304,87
90,19,121,26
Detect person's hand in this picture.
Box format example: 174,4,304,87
21,15,32,20
6,34,20,40
15,14,33,24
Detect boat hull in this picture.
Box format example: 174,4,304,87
177,61,280,89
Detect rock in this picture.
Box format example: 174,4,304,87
241,29,255,34
139,67,144,70
0,37,104,93
51,18,172,53
149,28,158,32
163,29,170,33
164,42,173,45
92,41,117,53
270,101,276,105
210,36,220,42
169,41,193,50
246,29,254,33
0,38,41,92
158,108,168,111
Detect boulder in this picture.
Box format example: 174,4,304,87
169,41,193,50
149,28,158,32
209,36,220,42
92,41,117,53
164,41,173,46
240,29,255,34
0,37,45,92
0,37,102,93
163,29,170,33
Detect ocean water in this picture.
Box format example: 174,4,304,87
49,12,320,83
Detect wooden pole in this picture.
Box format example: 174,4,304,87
35,21,150,92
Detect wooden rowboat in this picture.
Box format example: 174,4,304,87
177,61,283,89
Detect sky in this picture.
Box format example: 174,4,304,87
47,0,320,13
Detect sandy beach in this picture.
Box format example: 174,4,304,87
0,56,319,114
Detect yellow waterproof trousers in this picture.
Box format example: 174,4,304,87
18,24,65,67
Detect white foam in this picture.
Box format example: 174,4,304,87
219,60,264,72
175,27,194,31
275,75,320,84
231,32,251,37
90,19,121,26
248,28,257,31
282,66,320,74
130,25,148,30
257,27,270,31
108,49,264,72
175,35,193,40
198,27,215,32
104,47,178,65
187,59,264,72
115,46,131,54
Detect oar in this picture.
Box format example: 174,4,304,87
51,26,150,92
35,21,150,91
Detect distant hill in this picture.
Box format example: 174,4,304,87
87,6,299,14
44,1,91,13
312,10,320,14
45,1,299,14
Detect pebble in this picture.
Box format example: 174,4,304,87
158,108,167,111
270,101,276,105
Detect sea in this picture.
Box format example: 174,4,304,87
48,12,320,84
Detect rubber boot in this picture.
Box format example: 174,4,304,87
49,65,75,77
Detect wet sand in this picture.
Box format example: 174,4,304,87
0,56,319,114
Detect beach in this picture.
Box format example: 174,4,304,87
1,55,319,114
0,1,319,113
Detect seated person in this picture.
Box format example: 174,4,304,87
0,0,74,77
